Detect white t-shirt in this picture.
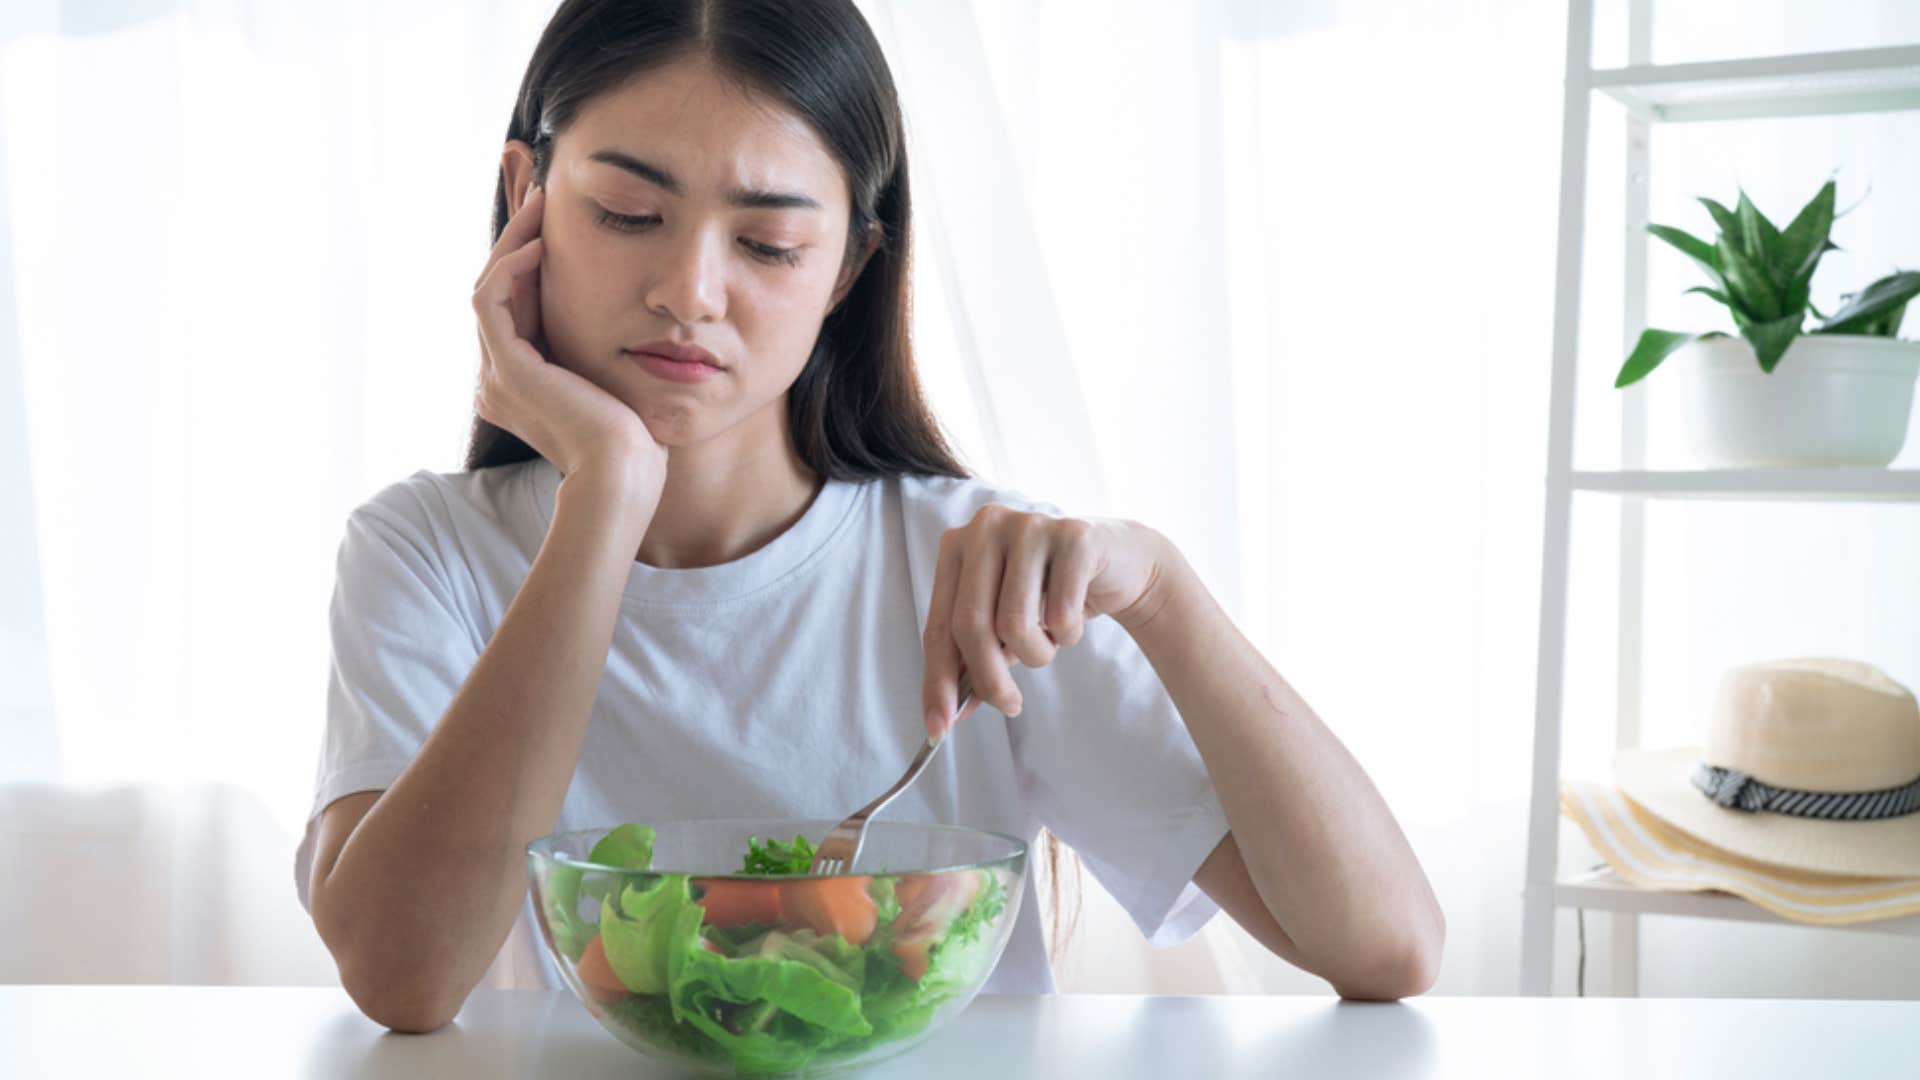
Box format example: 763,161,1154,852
294,456,1230,995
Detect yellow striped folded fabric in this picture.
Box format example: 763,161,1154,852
1559,780,1920,925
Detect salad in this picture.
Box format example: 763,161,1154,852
541,823,1011,1076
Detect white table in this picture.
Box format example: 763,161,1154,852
1,986,1915,1078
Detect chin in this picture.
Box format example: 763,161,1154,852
634,401,703,446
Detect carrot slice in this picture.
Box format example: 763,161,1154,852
575,934,631,1002
694,878,784,927
891,937,933,980
781,877,877,946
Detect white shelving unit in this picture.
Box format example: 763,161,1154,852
1519,2,1920,996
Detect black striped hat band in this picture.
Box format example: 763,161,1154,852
1692,763,1920,820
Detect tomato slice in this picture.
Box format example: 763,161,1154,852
886,871,984,981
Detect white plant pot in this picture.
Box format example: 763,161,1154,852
1669,334,1920,468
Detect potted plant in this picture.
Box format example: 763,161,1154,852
1615,179,1920,468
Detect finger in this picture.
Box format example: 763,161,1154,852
995,515,1058,670
1042,519,1098,647
509,242,542,344
473,237,545,363
951,518,1022,718
475,184,545,290
922,530,966,738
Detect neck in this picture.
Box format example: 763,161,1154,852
635,403,822,569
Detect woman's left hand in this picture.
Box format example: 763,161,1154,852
922,505,1172,738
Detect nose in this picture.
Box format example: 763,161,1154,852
643,225,727,327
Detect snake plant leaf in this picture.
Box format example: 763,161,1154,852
1863,303,1908,337
1739,313,1804,374
1682,285,1733,308
1795,239,1842,284
1615,328,1700,388
1777,181,1836,286
1698,197,1741,251
1715,235,1781,321
1785,243,1839,316
1816,271,1920,336
1734,189,1781,269
1647,224,1726,291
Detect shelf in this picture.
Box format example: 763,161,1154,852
1550,867,1920,936
1591,44,1920,122
1571,468,1920,502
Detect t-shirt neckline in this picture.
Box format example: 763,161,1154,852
522,455,865,607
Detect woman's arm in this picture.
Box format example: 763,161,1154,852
921,508,1444,1000
1115,537,1445,1000
308,459,658,1033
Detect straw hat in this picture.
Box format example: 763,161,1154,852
1612,657,1920,879
1559,781,1920,925
1560,658,1920,925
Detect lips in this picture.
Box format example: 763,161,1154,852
623,340,722,369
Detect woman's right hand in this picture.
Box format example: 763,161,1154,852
471,185,666,501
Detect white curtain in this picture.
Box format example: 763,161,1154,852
1,0,566,985
7,0,1920,998
957,0,1569,996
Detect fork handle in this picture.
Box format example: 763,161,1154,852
854,674,989,821
856,731,947,824
951,673,984,730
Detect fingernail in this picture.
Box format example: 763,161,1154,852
1006,697,1023,718
926,707,944,735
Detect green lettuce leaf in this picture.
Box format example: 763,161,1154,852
655,924,876,1075
589,823,657,869
854,871,1009,1043
914,871,1007,1002
544,864,589,962
740,833,815,875
600,875,699,995
673,936,873,1037
753,928,867,993
549,823,660,961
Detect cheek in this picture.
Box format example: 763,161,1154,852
539,229,624,342
737,273,840,370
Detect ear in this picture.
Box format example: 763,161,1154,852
829,223,884,311
501,140,540,210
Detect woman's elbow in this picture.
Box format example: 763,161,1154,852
339,965,464,1034
315,900,465,1033
1334,916,1446,1001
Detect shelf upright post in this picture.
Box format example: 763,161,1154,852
1520,0,1598,997
1610,0,1656,999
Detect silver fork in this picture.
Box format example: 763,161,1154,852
807,673,988,876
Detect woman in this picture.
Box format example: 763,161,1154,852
297,0,1443,1033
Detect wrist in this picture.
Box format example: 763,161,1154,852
555,456,659,540
1112,525,1190,636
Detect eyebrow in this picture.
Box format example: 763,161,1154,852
587,148,822,211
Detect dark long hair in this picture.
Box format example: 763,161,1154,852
465,0,1078,966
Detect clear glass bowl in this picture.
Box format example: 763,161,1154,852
527,819,1026,1078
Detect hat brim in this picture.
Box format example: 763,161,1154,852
1560,781,1920,924
1614,747,1920,879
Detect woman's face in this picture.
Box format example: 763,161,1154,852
522,55,865,449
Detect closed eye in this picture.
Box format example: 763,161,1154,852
594,208,659,233
594,208,802,267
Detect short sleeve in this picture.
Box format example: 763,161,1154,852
1007,611,1231,948
292,495,483,912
